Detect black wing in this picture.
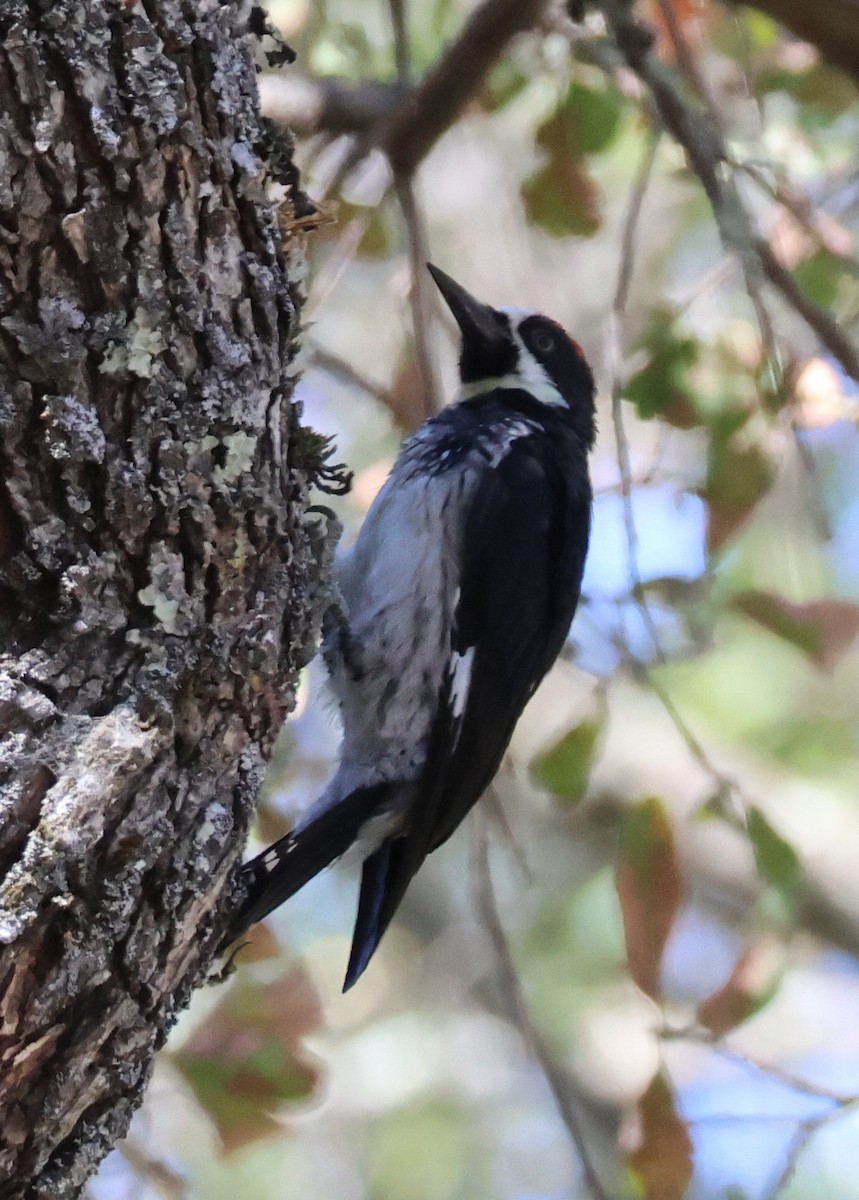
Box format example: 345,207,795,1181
344,429,591,988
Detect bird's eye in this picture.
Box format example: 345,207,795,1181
531,329,556,355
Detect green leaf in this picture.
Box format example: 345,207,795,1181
482,59,530,111
522,82,623,238
794,62,859,116
743,11,780,48
564,81,623,155
371,1103,469,1200
747,806,802,910
624,307,700,427
431,0,456,39
530,714,603,804
521,160,600,237
792,249,845,310
702,428,774,551
334,199,395,259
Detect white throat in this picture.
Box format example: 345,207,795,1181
458,371,565,406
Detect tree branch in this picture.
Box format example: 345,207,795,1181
593,0,859,382
387,0,440,414
261,0,549,179
382,0,548,176
471,821,623,1200
258,74,406,137
607,132,663,660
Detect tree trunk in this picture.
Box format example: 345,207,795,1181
0,2,327,1195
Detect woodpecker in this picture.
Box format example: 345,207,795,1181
233,265,596,989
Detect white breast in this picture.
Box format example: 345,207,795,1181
330,464,474,782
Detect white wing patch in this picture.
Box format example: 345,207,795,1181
449,645,475,719
261,838,296,874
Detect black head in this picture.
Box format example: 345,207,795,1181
427,264,596,447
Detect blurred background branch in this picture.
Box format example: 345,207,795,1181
261,0,549,173
471,818,623,1200
723,0,859,84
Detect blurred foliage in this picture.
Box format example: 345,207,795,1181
625,306,700,426
522,81,624,236
173,968,321,1152
627,1071,694,1200
91,1,859,1198
530,710,604,804
616,796,683,1001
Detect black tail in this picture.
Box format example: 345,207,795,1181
344,838,419,991
230,784,390,939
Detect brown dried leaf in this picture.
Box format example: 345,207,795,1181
734,591,859,671
252,799,293,845
239,921,282,964
628,1071,694,1200
386,353,429,435
616,798,683,1001
697,934,786,1037
172,968,322,1153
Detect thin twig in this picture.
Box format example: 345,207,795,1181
787,413,833,542
471,821,613,1200
258,73,406,137
739,161,859,269
607,128,753,817
607,131,663,661
590,0,855,828
655,0,722,127
484,782,533,885
303,213,373,318
597,0,859,384
264,0,549,184
719,0,859,87
387,0,412,85
387,0,440,416
758,240,859,380
621,27,838,540
383,0,548,177
119,1138,190,1200
649,673,747,821
684,1112,811,1128
654,6,783,394
664,1027,859,1106
762,1102,859,1200
663,1024,859,1200
763,1113,826,1200
306,343,391,405
396,177,440,415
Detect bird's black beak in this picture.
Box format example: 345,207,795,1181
427,263,516,383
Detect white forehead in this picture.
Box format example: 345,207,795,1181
503,307,567,407
498,305,540,322
457,305,566,408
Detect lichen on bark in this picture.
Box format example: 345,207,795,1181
0,1,330,1194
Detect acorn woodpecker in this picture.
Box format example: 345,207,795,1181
233,265,596,989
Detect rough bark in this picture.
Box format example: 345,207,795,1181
0,2,330,1195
